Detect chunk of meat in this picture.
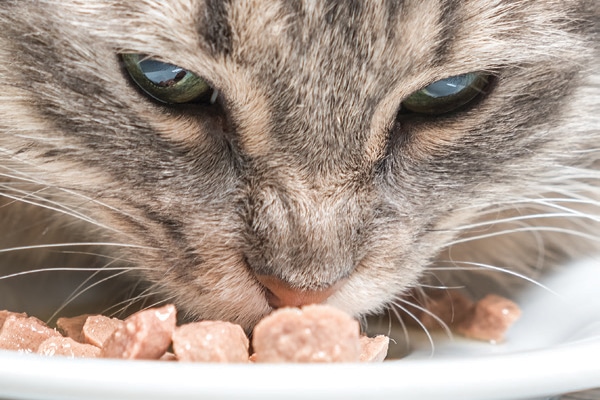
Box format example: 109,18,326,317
82,315,123,347
252,305,361,363
172,321,249,362
456,294,522,343
359,335,389,362
38,336,101,358
101,304,176,360
0,310,27,330
417,291,475,329
56,314,92,343
399,290,521,342
0,315,61,352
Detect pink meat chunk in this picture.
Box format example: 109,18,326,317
56,314,93,343
38,336,101,358
160,352,177,361
399,290,521,343
0,310,28,329
0,315,61,352
172,321,249,363
456,294,522,343
82,315,124,347
252,305,361,363
359,335,389,362
101,304,176,360
417,291,475,329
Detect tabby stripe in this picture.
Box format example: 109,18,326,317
199,0,233,56
432,0,461,66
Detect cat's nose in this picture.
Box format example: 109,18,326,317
256,275,345,309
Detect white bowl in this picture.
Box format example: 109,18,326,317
1,259,599,400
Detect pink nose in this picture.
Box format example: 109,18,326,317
256,275,345,308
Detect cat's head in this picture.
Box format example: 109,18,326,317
0,0,597,329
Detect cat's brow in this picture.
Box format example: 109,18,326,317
198,0,233,56
432,0,461,66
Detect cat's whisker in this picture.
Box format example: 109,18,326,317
448,211,600,233
58,257,130,311
429,260,558,295
101,286,164,318
48,267,134,322
0,188,113,231
451,195,600,218
446,226,600,247
0,242,155,255
136,295,179,312
0,169,143,235
382,302,411,351
0,265,149,281
56,186,148,229
393,295,454,339
389,299,436,357
418,283,465,290
56,250,134,263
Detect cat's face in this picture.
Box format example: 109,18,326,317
0,1,597,329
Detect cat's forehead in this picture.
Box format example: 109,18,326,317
110,0,581,106
110,1,471,132
117,1,452,84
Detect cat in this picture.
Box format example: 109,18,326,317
0,0,598,332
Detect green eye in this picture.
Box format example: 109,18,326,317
121,54,213,104
401,73,489,115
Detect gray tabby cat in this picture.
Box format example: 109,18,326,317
0,0,598,330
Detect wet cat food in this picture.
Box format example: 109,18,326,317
0,314,61,353
402,291,521,342
456,294,522,343
251,305,362,363
172,321,249,362
82,315,125,347
38,336,101,358
100,304,177,360
0,304,390,362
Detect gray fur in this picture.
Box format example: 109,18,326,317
0,0,598,329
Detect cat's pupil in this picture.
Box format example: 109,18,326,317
137,59,188,88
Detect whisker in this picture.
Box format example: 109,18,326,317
445,226,600,247
102,287,163,318
452,194,600,215
137,295,178,312
430,260,559,296
394,295,453,339
0,242,155,254
387,303,412,352
0,189,114,231
0,169,144,233
57,250,134,263
390,300,436,357
58,257,130,313
448,211,600,233
0,185,111,231
418,283,465,290
0,266,146,281
48,268,132,322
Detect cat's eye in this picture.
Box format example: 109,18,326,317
401,73,489,115
121,54,214,104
